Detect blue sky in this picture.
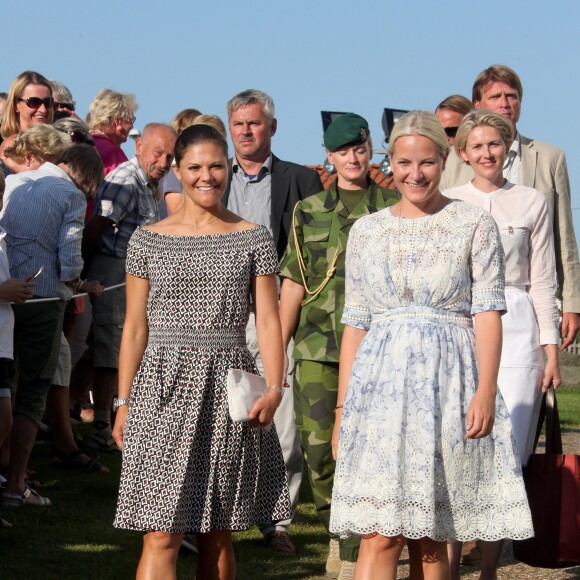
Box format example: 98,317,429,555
2,0,579,244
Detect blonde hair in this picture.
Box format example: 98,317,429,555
388,110,449,159
455,109,515,156
88,89,137,130
4,125,69,164
171,108,202,133
192,114,227,139
1,71,54,139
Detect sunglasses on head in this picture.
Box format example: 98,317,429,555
56,102,75,112
17,96,54,109
444,126,459,138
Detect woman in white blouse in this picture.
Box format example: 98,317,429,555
445,109,561,579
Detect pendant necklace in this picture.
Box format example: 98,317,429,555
397,198,446,302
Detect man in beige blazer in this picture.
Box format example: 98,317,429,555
440,64,580,348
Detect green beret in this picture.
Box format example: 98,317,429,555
324,113,370,152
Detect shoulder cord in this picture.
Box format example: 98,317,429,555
292,201,340,306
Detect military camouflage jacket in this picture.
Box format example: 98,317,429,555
280,179,397,362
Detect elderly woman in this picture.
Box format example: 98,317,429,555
87,88,137,175
279,113,397,578
0,124,69,176
445,110,560,579
329,111,533,579
0,71,54,140
1,144,104,505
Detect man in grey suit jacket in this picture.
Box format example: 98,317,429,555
224,89,323,554
440,65,580,348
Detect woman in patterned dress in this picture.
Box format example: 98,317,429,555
329,111,533,579
112,124,290,579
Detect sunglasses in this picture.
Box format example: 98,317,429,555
56,102,75,112
444,126,459,138
17,96,54,109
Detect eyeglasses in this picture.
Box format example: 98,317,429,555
444,126,459,138
17,96,54,109
56,102,75,112
125,116,136,125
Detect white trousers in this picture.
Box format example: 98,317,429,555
246,311,303,534
498,289,545,466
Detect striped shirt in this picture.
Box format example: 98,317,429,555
94,157,160,258
0,163,85,299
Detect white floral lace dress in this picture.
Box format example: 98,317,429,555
329,201,534,542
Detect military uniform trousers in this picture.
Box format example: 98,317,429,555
294,359,359,562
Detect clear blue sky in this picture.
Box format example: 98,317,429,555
2,0,579,245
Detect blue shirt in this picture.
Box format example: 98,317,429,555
0,163,85,299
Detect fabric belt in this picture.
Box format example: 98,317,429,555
148,327,246,348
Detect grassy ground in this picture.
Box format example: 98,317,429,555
2,354,579,579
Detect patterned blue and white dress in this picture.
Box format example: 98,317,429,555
329,200,534,542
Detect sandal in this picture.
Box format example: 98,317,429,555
53,450,109,473
85,430,120,456
2,486,51,507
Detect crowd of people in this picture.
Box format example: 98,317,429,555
0,64,578,580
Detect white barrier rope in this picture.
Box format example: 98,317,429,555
17,282,126,304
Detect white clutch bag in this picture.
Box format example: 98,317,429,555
227,368,266,422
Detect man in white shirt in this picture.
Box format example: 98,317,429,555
440,64,580,348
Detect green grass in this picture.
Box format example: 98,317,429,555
3,362,579,580
1,434,329,580
556,387,580,427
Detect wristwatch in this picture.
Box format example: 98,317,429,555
113,397,131,411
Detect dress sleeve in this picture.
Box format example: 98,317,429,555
125,228,149,279
470,212,506,315
252,227,280,277
528,193,559,344
341,222,371,329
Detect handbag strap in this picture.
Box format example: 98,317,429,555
531,385,563,454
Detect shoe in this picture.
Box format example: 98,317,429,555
181,533,198,554
85,429,120,456
53,450,109,473
264,530,296,555
2,486,51,507
326,538,342,577
337,560,356,580
461,540,482,565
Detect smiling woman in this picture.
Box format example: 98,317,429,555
0,71,54,139
328,111,533,579
111,124,291,579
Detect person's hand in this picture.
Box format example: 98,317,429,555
112,406,129,450
560,312,579,350
466,387,496,439
81,280,105,299
0,278,34,304
331,410,342,460
542,356,561,392
247,389,281,428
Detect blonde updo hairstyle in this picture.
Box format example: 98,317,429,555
387,110,449,160
454,109,515,157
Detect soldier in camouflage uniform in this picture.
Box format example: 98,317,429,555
279,114,397,578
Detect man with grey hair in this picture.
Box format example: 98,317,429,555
223,89,323,555
76,123,176,455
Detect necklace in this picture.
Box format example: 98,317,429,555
192,214,221,232
396,198,446,302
